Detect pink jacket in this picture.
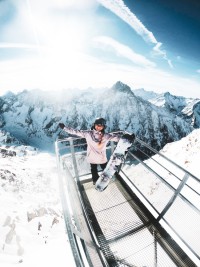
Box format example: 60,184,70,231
63,126,121,164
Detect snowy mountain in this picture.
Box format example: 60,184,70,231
135,89,200,128
0,81,195,151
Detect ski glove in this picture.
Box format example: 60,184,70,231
59,123,65,129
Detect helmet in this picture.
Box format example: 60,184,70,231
94,117,106,127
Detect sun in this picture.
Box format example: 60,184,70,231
33,11,92,88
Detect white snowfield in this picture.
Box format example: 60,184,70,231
0,129,200,266
0,147,74,267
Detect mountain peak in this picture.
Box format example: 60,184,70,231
111,81,133,95
164,92,171,98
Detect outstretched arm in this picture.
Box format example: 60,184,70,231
107,132,123,142
58,123,86,138
108,131,135,143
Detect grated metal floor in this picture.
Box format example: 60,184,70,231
81,178,180,267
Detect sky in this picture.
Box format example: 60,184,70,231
0,0,200,98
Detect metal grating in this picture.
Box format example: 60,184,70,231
83,180,147,242
81,178,186,267
109,228,159,267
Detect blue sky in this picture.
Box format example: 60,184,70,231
0,0,199,98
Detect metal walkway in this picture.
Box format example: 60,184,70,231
55,135,200,267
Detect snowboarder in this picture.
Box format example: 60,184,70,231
59,118,122,184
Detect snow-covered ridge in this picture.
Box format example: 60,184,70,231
134,89,200,128
133,88,159,100
0,81,197,151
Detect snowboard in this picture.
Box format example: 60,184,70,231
95,133,135,192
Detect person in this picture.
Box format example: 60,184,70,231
59,118,121,185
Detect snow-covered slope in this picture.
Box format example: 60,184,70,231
123,129,200,205
159,128,200,177
0,146,74,266
0,81,194,151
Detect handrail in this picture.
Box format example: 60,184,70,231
135,145,200,196
127,150,200,214
55,134,200,267
55,138,110,267
123,140,200,264
62,160,110,267
135,137,200,182
55,141,82,267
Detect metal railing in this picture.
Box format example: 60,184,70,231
55,135,200,267
120,137,200,266
55,137,110,267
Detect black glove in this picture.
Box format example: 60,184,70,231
59,123,65,129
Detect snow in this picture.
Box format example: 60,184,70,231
0,148,75,266
122,129,200,266
0,126,200,266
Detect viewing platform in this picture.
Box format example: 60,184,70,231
55,134,200,267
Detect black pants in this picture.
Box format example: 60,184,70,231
90,162,107,183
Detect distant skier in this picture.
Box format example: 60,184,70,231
59,118,121,184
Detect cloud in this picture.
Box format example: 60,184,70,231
1,54,200,99
98,0,172,67
97,0,157,44
197,69,200,74
152,42,173,69
93,36,156,67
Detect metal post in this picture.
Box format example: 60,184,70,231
55,141,83,267
158,173,189,221
69,138,79,181
153,230,158,267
